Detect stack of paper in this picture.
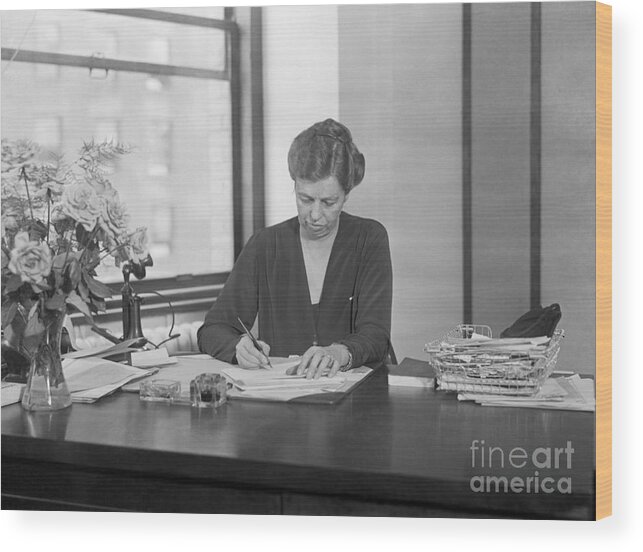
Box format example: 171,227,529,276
222,358,373,401
1,382,24,407
129,348,178,368
222,359,352,400
442,335,551,352
62,338,144,360
457,374,595,412
1,357,155,406
63,357,156,403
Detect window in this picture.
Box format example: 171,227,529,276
1,8,240,294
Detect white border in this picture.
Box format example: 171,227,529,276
1,0,641,550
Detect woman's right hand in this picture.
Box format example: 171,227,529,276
235,335,271,369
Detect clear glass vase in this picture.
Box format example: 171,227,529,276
21,312,72,412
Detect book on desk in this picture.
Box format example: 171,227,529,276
387,358,435,388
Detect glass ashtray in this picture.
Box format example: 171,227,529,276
139,379,181,403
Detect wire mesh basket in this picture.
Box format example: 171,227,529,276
424,325,565,396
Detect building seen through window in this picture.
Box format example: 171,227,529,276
1,8,235,283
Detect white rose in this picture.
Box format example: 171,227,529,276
99,190,130,239
8,232,53,285
59,183,102,231
128,226,149,263
86,175,114,195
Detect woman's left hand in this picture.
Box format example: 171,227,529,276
289,343,349,379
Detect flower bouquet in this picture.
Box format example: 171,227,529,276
1,139,150,410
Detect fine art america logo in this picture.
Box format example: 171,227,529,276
470,440,574,494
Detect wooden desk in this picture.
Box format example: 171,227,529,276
1,367,595,519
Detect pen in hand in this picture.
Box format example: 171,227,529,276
237,317,273,369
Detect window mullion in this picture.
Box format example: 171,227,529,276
1,48,229,81
90,8,235,31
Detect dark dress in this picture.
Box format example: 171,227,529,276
197,211,393,368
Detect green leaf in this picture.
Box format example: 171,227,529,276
18,284,39,304
1,302,18,329
53,266,64,289
76,223,87,245
28,301,39,319
45,293,66,312
4,274,23,293
66,290,93,322
52,253,67,271
75,224,88,246
82,246,100,272
77,278,90,302
84,273,113,299
3,304,28,348
62,258,81,293
53,217,74,236
22,314,46,356
30,281,51,294
1,248,10,270
27,220,48,241
3,323,18,347
24,312,45,337
90,297,107,313
13,302,30,325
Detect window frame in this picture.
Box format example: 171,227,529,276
1,7,246,313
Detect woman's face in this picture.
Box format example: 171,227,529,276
295,176,347,240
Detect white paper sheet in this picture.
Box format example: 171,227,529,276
1,382,24,407
457,375,595,412
121,355,231,395
122,356,371,403
62,338,143,360
62,357,155,403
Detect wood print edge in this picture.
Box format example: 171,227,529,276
595,0,612,521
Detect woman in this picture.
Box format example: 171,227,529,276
197,119,392,379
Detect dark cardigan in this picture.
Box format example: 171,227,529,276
197,211,393,368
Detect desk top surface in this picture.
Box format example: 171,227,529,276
1,366,595,519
